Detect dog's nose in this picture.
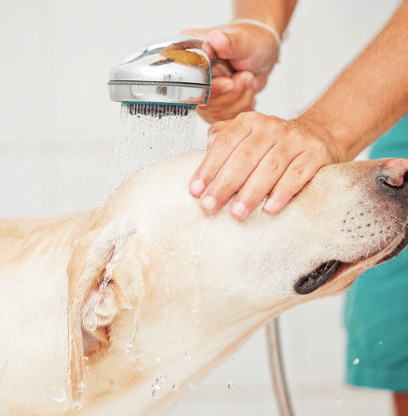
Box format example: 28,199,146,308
376,158,408,195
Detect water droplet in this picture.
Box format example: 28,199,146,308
353,358,360,365
379,341,383,345
152,390,161,400
172,382,179,391
78,382,85,389
228,382,234,390
85,366,90,371
126,304,133,310
52,387,67,404
74,402,82,411
157,358,165,364
195,319,200,324
163,309,169,317
188,383,195,390
184,351,191,361
82,356,89,361
190,295,200,313
126,342,133,354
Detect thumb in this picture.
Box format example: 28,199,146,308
206,25,278,74
206,29,246,61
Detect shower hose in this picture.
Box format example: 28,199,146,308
266,317,295,416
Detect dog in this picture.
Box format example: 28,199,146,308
0,151,408,416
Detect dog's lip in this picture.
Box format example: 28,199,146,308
328,221,408,288
295,221,408,295
294,260,343,295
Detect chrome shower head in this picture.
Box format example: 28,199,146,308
108,35,233,107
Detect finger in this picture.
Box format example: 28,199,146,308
189,116,253,197
208,120,232,136
253,73,268,94
263,152,326,215
197,129,281,215
206,27,278,74
199,86,255,123
208,77,235,99
210,71,254,99
248,98,257,111
229,141,304,219
197,73,255,123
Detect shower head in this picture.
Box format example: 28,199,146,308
108,35,234,108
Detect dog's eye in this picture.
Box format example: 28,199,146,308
294,260,342,295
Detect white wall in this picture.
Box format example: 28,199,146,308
0,0,400,415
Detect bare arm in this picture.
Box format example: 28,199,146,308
301,0,408,161
190,0,408,220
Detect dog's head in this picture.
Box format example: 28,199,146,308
66,152,408,407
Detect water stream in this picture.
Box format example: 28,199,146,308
100,103,197,206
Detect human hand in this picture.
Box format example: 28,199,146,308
189,112,341,220
181,22,280,123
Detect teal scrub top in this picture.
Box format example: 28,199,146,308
344,113,408,391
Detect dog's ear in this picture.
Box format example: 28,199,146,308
67,226,141,400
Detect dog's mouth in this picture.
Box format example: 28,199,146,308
295,221,408,295
294,260,343,295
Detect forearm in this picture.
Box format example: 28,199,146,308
233,0,298,36
300,0,408,162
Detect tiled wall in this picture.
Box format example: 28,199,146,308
0,0,399,414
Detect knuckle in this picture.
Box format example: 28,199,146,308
289,162,306,177
236,110,258,123
208,121,226,136
264,157,281,173
236,147,260,167
214,132,233,149
310,138,328,154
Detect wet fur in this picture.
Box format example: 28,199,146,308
0,151,407,416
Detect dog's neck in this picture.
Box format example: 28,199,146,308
78,267,287,416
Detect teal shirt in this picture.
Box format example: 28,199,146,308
344,113,408,391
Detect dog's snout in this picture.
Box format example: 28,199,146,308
376,158,408,196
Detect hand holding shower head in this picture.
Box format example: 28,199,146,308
108,35,234,112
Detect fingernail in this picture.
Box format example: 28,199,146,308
207,133,217,149
264,197,277,213
190,179,206,196
201,195,217,212
231,201,247,217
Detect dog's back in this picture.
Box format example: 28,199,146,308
0,215,89,415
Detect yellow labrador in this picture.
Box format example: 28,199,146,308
1,151,408,416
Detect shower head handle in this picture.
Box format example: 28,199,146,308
108,35,235,106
